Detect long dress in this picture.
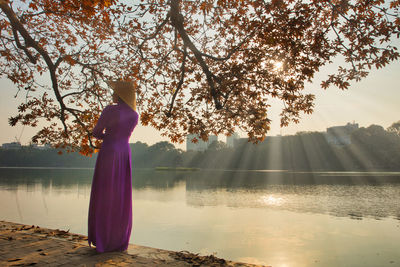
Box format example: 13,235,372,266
88,99,139,253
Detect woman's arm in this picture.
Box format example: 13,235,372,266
92,107,110,139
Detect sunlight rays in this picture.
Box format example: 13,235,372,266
264,135,284,172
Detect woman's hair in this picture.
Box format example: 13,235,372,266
112,92,122,103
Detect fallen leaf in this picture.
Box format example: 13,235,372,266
7,258,22,262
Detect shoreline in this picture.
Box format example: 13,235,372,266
0,221,268,267
1,166,400,173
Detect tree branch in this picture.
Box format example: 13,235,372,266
166,46,186,117
169,0,222,109
1,2,67,133
10,27,38,64
138,13,170,50
200,31,255,61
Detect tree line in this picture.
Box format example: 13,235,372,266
1,122,400,171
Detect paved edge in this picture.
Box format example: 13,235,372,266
0,221,269,267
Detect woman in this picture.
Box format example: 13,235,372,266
88,81,139,253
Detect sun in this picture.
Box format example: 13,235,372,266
273,61,283,71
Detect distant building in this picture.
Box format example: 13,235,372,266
186,134,218,151
226,132,240,148
1,142,22,150
326,122,359,145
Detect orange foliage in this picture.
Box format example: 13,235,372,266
0,0,399,156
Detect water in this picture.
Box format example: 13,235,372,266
0,168,399,267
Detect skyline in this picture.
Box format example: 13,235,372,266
1,59,399,150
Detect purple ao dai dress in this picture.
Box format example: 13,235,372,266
88,100,138,252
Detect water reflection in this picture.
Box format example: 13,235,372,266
0,168,93,191
260,195,285,206
1,168,400,267
184,170,400,221
1,168,400,221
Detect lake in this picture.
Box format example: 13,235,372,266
0,168,399,267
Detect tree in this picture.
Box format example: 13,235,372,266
0,0,118,155
388,121,400,136
207,140,227,151
349,124,400,169
148,141,175,152
1,0,399,155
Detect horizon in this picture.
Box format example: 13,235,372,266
0,120,388,143
0,120,393,151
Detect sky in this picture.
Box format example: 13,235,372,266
0,59,399,151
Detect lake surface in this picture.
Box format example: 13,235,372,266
0,168,399,267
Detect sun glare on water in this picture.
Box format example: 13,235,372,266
260,195,285,206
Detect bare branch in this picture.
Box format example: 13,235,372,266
138,13,170,50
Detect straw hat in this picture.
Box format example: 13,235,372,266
106,80,136,111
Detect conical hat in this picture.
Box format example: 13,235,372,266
106,80,136,111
